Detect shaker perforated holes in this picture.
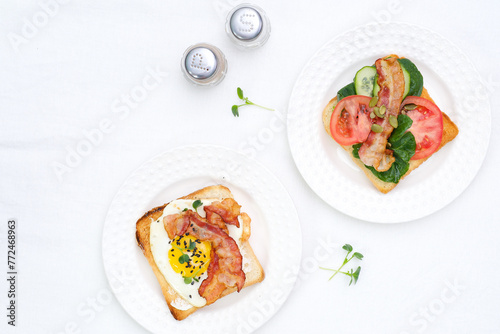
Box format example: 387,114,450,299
185,47,217,80
181,43,227,86
230,7,263,40
226,4,270,49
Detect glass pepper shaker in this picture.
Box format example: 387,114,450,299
180,43,227,86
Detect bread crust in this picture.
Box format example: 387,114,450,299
322,70,459,193
136,185,265,320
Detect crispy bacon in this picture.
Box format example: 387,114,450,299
358,57,406,172
204,208,228,233
163,210,245,305
163,213,190,239
197,249,227,304
204,198,241,228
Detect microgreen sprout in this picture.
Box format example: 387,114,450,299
232,87,274,117
192,200,203,212
183,268,201,284
320,244,364,286
178,253,190,264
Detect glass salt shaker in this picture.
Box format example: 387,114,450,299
180,43,227,86
225,4,271,49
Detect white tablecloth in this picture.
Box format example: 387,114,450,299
1,0,499,333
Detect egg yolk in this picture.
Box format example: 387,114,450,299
168,234,211,280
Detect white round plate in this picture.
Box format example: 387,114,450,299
102,145,302,333
287,22,491,223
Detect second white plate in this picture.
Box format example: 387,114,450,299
102,145,302,333
287,22,491,223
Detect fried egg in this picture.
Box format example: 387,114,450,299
149,198,244,309
168,234,211,282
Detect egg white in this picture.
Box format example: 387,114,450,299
150,198,245,309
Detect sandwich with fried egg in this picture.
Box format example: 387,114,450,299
136,185,265,320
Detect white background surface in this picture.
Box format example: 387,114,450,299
1,0,499,333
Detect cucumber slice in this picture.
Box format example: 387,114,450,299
397,58,423,97
373,74,380,97
401,67,410,98
354,66,377,97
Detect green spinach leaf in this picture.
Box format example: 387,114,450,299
337,82,356,101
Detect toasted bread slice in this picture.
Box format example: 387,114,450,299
322,88,459,193
136,185,265,320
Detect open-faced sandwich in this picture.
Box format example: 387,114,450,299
136,185,264,320
322,54,459,193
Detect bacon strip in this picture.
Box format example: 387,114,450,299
163,213,190,239
358,57,405,172
204,208,228,233
197,249,226,304
204,198,241,228
163,210,245,305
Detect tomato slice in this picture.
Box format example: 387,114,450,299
329,95,373,146
402,96,443,160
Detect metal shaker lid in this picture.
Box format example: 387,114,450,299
229,7,263,40
184,47,218,80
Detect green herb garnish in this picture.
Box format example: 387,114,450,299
320,244,363,286
192,200,203,212
188,239,196,251
232,87,274,117
182,208,188,212
178,254,190,264
182,268,202,285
